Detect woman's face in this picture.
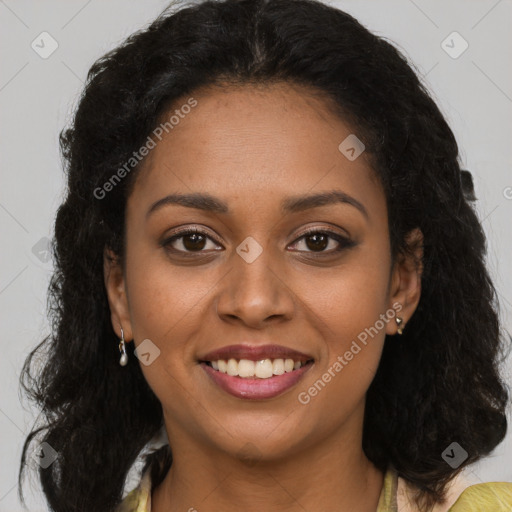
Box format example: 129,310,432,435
105,82,421,462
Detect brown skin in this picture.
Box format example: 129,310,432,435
104,82,423,512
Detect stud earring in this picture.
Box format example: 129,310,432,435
395,316,404,335
119,327,128,366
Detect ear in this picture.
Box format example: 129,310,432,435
385,228,423,336
104,247,133,342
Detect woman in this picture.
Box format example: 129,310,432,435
18,0,512,510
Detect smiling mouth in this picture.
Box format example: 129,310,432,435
199,358,315,379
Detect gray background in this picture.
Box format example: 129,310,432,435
1,0,511,510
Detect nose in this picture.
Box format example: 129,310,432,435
215,249,295,329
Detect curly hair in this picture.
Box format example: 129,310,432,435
18,0,510,511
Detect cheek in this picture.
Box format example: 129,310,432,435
125,264,207,419
124,248,214,389
126,242,210,339
302,246,391,344
296,243,391,394
292,276,390,445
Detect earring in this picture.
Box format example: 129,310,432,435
395,316,404,335
119,327,128,366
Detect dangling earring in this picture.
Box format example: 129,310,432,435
395,316,404,335
119,327,128,366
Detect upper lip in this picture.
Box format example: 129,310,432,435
198,344,314,363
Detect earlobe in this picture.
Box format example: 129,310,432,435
386,228,424,335
103,247,133,342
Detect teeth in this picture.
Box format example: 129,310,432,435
227,358,238,376
238,359,255,377
255,359,273,378
207,358,310,379
273,359,284,375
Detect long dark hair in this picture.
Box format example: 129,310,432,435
18,0,510,511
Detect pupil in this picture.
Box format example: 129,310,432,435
306,234,328,251
183,233,206,251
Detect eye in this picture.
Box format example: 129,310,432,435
161,227,354,256
161,228,223,253
289,229,354,253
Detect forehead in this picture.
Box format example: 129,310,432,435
128,82,385,220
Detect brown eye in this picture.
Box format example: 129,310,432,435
162,229,222,254
289,230,354,254
305,233,329,251
182,233,207,251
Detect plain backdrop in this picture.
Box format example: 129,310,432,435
1,0,511,510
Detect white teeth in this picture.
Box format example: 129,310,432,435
272,359,285,375
238,359,255,377
207,357,310,378
255,359,273,378
227,358,238,376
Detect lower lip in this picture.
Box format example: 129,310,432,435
200,361,314,400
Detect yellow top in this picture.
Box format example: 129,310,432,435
116,466,512,512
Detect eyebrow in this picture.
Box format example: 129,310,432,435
146,190,368,220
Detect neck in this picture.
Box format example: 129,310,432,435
152,418,384,512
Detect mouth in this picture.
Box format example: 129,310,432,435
199,357,315,379
197,344,315,400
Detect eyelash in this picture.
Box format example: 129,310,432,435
161,226,354,256
290,227,355,254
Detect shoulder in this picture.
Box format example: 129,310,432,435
448,481,512,511
115,469,152,512
397,470,512,512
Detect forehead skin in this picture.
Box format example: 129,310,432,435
128,81,386,250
